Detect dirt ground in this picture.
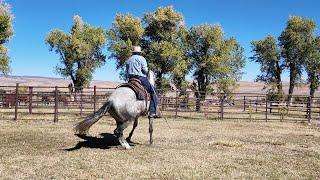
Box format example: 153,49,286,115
0,117,320,179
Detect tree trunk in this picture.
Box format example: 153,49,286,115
71,79,83,103
195,91,206,112
195,91,201,112
309,77,316,98
277,82,283,96
195,72,207,112
155,72,163,94
310,87,315,99
287,68,296,105
276,62,283,96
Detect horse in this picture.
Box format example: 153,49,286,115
74,71,156,149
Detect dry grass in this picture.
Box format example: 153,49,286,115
1,117,320,179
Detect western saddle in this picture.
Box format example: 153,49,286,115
117,78,150,115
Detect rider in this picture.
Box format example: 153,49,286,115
126,46,160,118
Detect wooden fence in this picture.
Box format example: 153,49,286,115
0,84,114,121
1,83,320,124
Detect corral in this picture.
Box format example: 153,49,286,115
1,85,320,179
1,84,320,124
0,117,319,179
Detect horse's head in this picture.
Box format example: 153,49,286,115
147,70,155,86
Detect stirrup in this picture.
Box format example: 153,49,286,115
148,113,161,118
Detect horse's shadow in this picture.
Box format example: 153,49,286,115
65,133,137,151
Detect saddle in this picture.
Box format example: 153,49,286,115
117,78,150,115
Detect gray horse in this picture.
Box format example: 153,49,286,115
74,71,156,149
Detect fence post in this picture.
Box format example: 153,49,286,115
175,91,178,118
220,94,225,120
243,96,246,111
265,95,268,122
80,89,83,116
29,87,33,114
54,86,58,122
93,85,96,112
14,83,19,120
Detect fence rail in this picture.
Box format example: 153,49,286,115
1,83,320,124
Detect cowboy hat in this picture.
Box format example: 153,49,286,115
132,46,142,53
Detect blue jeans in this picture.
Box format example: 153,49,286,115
128,75,158,114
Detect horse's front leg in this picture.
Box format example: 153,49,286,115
149,117,153,144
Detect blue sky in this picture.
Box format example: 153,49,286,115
6,0,320,82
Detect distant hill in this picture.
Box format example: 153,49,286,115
0,75,120,88
233,81,315,96
0,75,317,95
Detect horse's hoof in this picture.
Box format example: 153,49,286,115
121,144,131,150
119,139,131,150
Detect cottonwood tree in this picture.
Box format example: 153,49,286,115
143,6,190,92
171,28,190,92
216,39,245,95
187,24,245,110
250,36,283,98
46,15,106,91
279,16,315,103
108,14,144,80
305,36,320,98
0,0,13,75
108,6,191,92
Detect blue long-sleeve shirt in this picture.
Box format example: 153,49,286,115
126,55,148,78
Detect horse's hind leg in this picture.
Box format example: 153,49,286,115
113,122,121,138
127,118,138,143
117,121,131,149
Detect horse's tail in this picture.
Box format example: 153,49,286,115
74,101,111,135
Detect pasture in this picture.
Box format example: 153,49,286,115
1,117,320,179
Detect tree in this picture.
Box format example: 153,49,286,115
250,36,283,97
46,15,106,91
108,14,144,80
216,39,245,95
279,16,315,103
187,24,224,98
143,6,190,92
305,36,320,98
167,26,191,92
187,24,245,110
0,0,13,75
108,6,191,92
